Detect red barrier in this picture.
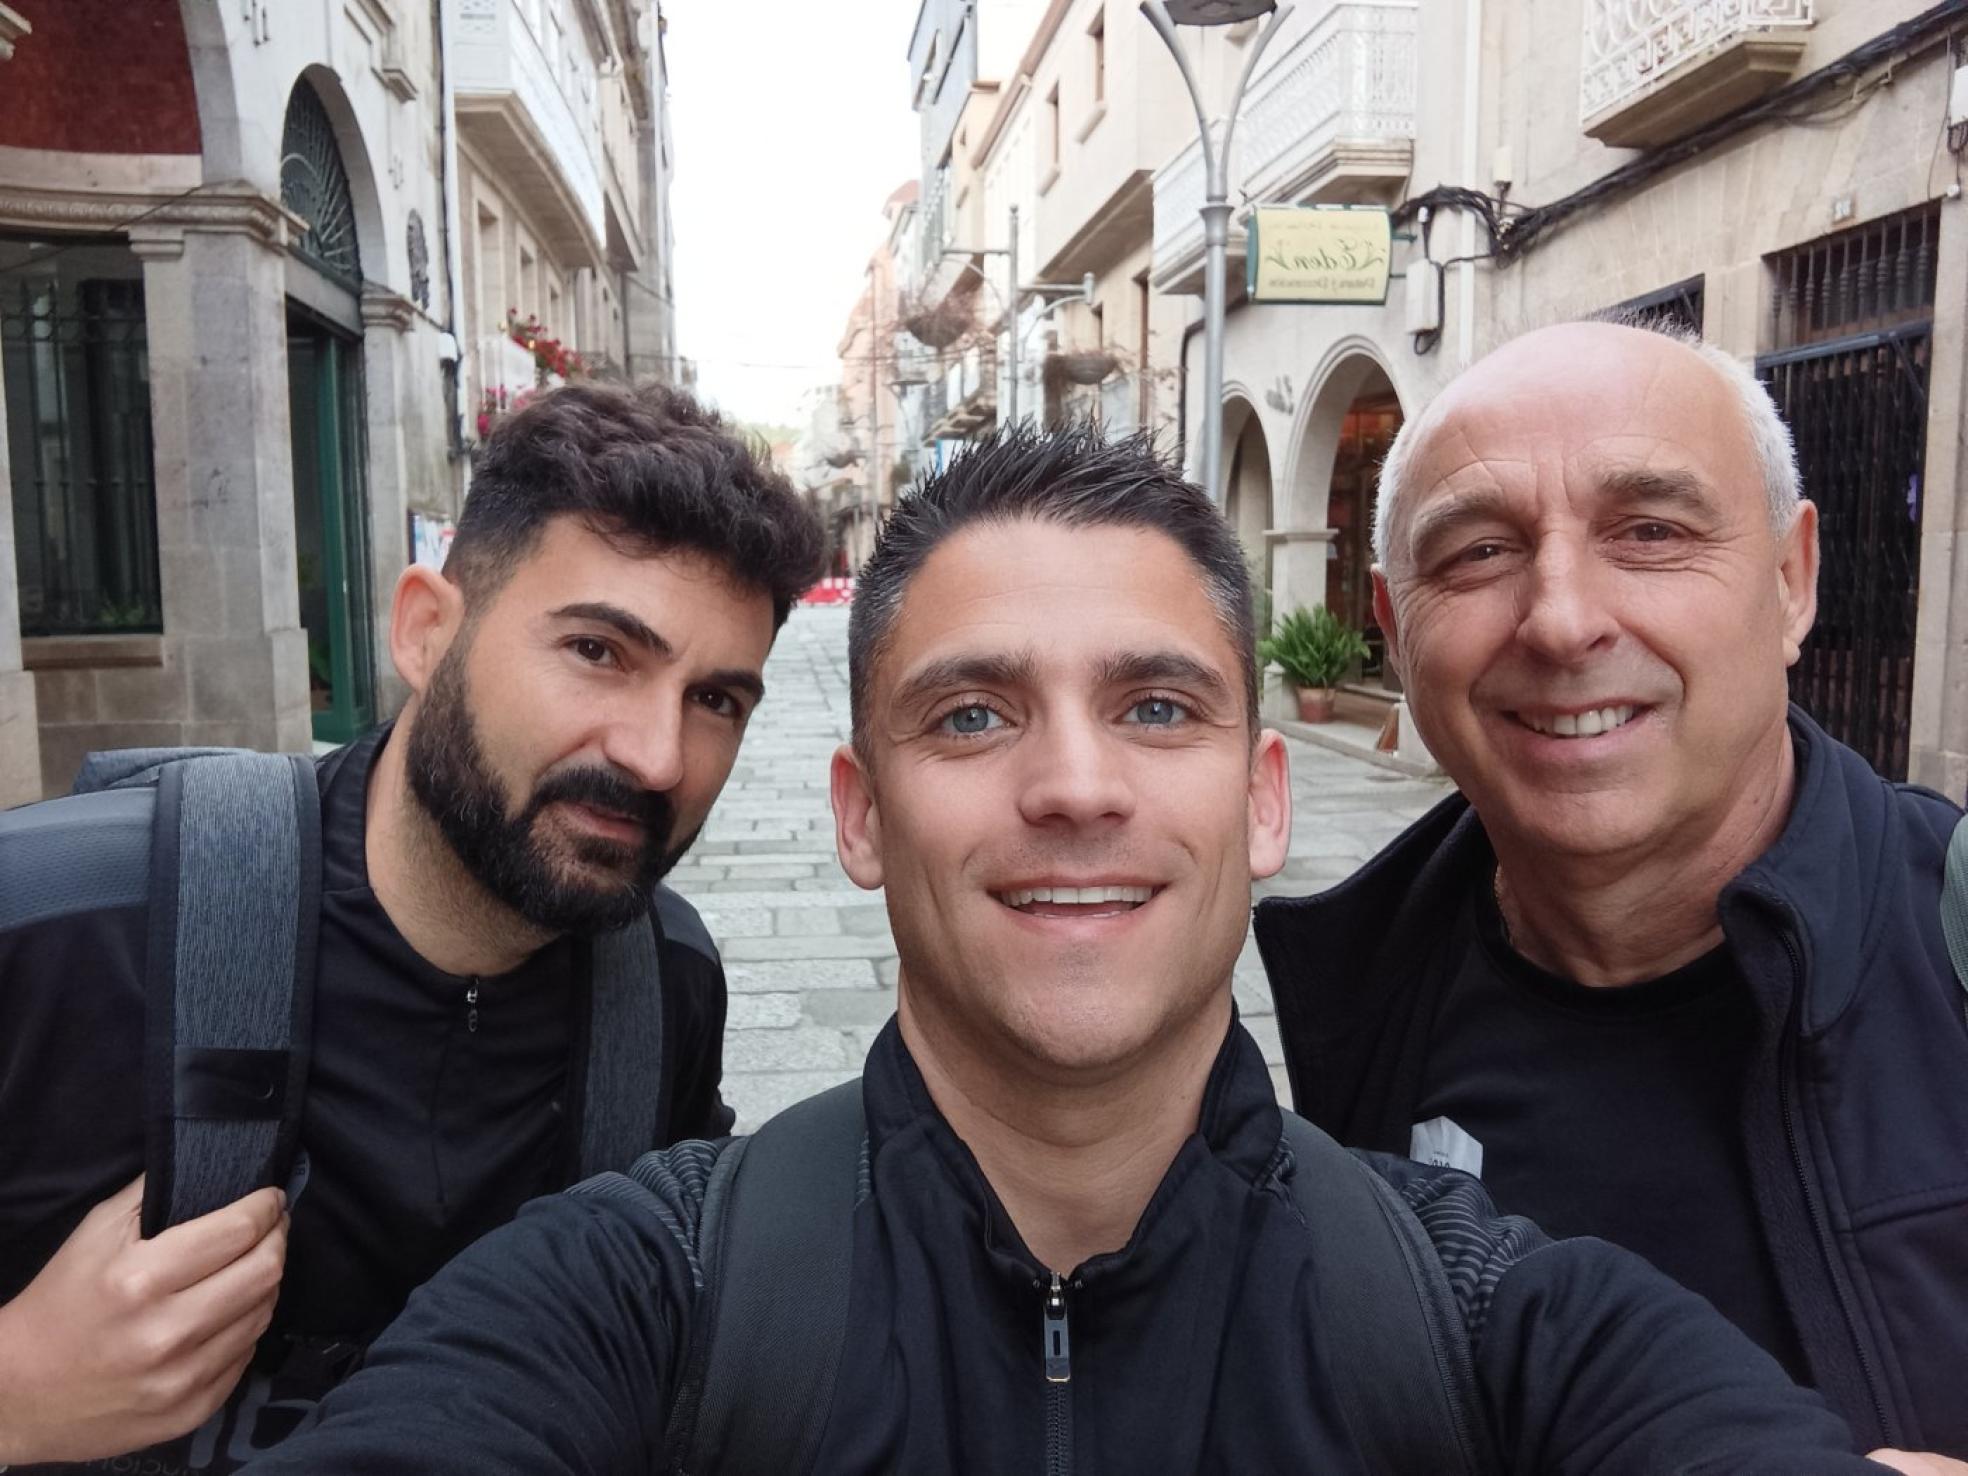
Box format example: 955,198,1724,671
800,577,856,606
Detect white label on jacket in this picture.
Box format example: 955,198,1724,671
1410,1115,1484,1178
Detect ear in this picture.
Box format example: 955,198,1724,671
389,564,466,699
1247,729,1293,880
1371,566,1405,684
830,743,885,891
1776,501,1819,666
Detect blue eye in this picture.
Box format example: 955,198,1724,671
1128,697,1186,726
943,704,1003,736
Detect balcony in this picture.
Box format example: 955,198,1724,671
452,0,607,267
930,344,997,438
1151,0,1416,295
1580,0,1812,148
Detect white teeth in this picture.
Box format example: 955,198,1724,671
1521,705,1636,739
999,885,1154,908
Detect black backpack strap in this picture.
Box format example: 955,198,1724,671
670,1078,865,1476
142,752,321,1237
1278,1112,1492,1474
580,914,666,1178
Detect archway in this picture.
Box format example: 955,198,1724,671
1288,353,1405,690
281,75,377,744
1221,396,1272,597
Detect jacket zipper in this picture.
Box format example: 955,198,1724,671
1773,929,1894,1443
1040,1271,1072,1476
465,980,481,1035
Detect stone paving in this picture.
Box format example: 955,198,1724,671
672,606,1454,1131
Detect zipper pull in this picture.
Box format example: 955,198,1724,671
1041,1271,1071,1385
465,981,480,1035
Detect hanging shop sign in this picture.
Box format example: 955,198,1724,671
1246,205,1392,304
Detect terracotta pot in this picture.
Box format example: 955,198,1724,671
1295,686,1337,723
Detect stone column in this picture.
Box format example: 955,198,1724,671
131,204,310,759
0,315,44,804
1266,527,1337,625
1909,204,1968,797
361,288,417,720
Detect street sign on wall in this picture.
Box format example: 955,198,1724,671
1246,205,1393,304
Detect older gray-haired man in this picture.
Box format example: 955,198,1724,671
1257,321,1968,1461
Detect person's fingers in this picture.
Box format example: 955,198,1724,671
1867,1450,1968,1475
157,1212,287,1341
131,1187,286,1295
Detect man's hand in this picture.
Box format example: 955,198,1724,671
0,1176,288,1465
1869,1452,1968,1475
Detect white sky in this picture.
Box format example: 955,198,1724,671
664,0,925,427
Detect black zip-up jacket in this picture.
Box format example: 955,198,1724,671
0,729,733,1473
240,1017,1883,1474
1255,707,1968,1455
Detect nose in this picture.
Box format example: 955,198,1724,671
597,692,688,795
1015,708,1136,831
1513,538,1620,666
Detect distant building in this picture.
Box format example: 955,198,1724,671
0,0,679,801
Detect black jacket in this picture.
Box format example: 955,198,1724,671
0,730,733,1472
1255,707,1968,1454
241,1016,1879,1474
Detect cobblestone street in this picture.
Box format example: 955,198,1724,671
675,606,1453,1130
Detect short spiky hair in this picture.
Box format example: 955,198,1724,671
450,381,826,627
847,423,1258,753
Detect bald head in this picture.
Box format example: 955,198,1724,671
1374,322,1801,578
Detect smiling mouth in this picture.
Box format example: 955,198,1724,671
1510,704,1643,740
993,884,1159,918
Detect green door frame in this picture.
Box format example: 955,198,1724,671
290,314,375,745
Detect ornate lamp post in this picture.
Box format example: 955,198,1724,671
1140,0,1290,502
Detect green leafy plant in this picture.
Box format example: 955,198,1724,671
1258,605,1369,692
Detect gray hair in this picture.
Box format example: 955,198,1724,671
1372,319,1802,574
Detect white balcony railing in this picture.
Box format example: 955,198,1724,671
1151,1,1417,291
452,0,607,258
1581,0,1812,123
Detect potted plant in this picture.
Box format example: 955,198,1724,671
1258,606,1369,723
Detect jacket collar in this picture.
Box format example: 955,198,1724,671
859,1009,1286,1269
1255,705,1898,1040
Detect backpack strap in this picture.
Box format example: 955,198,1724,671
579,915,666,1179
1278,1112,1492,1474
1942,814,1968,998
670,1078,865,1476
141,752,321,1237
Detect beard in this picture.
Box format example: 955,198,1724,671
404,642,702,936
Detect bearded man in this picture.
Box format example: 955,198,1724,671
0,382,826,1472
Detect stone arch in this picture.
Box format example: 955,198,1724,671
177,0,237,180
1281,335,1407,532
1220,393,1272,589
282,65,387,292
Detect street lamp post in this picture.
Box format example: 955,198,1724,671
1139,0,1290,504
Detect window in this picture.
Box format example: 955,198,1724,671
476,204,504,333
1089,9,1106,105
1,238,161,636
1046,84,1061,168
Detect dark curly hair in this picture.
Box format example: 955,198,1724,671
848,422,1257,754
449,381,825,627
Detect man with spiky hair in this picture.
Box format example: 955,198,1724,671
240,426,1893,1476
0,383,826,1472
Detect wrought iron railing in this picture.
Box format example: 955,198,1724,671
1580,0,1813,124
1152,1,1418,274
1,271,162,636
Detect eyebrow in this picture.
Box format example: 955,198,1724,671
550,601,766,704
1095,649,1234,707
1403,466,1725,567
890,649,1043,715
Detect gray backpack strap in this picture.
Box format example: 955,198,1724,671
1942,815,1968,998
142,752,321,1238
580,915,666,1178
1278,1113,1492,1474
670,1078,865,1476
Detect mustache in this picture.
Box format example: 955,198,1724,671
525,765,675,839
